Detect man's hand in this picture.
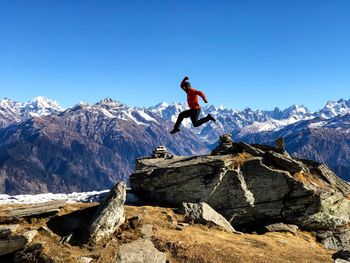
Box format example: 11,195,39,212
204,99,208,103
184,76,189,81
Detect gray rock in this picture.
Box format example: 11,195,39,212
211,134,233,155
181,202,237,233
335,259,350,263
39,225,54,236
79,256,94,263
116,238,167,263
333,250,350,261
22,230,38,244
2,201,65,218
130,146,350,230
264,223,299,234
0,229,12,239
0,229,38,256
0,224,20,233
0,224,20,239
317,228,350,251
140,224,153,239
59,233,73,244
88,181,126,244
0,236,28,256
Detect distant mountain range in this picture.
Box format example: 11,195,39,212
0,97,349,194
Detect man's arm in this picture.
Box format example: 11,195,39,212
194,89,208,103
180,76,189,91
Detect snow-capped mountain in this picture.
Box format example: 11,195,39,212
0,96,63,127
1,96,349,141
146,100,349,143
317,99,350,119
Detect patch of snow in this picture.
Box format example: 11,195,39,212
0,190,110,204
136,110,158,123
100,108,115,118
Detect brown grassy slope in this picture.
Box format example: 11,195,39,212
0,204,333,263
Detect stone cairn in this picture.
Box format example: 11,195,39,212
212,134,233,155
152,145,170,158
275,137,285,151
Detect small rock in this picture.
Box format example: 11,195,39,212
25,242,44,252
79,256,94,263
317,229,350,251
128,215,143,229
275,137,285,150
0,229,12,239
152,145,170,158
334,259,350,263
333,250,350,261
0,224,20,233
0,224,20,239
60,233,73,244
22,230,38,244
177,223,189,227
181,202,238,233
0,236,28,256
39,225,54,236
264,223,299,234
175,226,183,231
165,214,174,222
116,238,167,263
140,224,153,239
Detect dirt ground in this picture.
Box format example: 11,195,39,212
0,203,334,263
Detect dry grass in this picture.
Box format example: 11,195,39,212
294,171,328,189
233,152,253,167
0,203,333,263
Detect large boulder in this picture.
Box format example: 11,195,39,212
88,181,126,244
130,142,350,232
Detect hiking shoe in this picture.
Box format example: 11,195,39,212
170,127,180,134
207,114,216,122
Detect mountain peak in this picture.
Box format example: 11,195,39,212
98,97,120,105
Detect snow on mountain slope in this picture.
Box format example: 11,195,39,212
0,189,110,204
0,96,63,127
1,96,349,143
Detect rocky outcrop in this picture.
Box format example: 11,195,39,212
88,182,126,244
263,223,299,234
181,202,238,233
130,137,350,233
0,230,37,256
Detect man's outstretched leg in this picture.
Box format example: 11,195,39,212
191,109,216,127
170,109,192,134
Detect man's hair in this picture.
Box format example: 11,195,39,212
184,81,191,88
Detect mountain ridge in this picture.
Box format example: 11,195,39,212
0,96,349,194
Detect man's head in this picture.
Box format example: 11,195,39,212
183,81,191,90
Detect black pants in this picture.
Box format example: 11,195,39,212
174,108,210,129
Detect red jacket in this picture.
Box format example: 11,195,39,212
186,88,207,109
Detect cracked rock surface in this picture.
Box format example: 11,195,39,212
130,142,350,232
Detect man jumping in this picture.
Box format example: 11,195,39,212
170,76,216,134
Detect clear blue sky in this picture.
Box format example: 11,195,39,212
0,0,349,111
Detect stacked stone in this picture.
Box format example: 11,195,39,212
275,137,285,151
211,134,233,155
152,145,169,158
